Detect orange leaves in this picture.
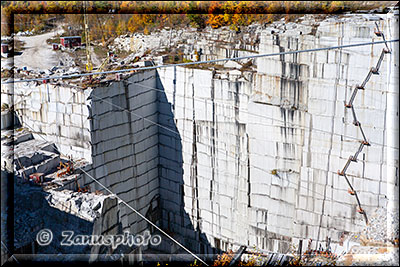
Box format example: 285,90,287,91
126,14,158,33
207,14,225,29
104,19,116,39
142,14,155,25
328,1,345,13
206,1,224,29
160,14,169,25
2,1,380,41
116,20,127,36
47,1,59,12
127,16,138,33
212,250,261,266
213,250,235,266
208,1,221,14
205,1,258,30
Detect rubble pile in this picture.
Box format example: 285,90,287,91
1,126,115,254
339,245,399,266
45,189,108,222
336,207,399,266
111,25,262,67
361,207,399,245
360,208,399,247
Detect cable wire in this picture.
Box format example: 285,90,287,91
14,95,376,259
82,82,399,151
19,115,356,221
14,119,209,266
78,168,209,266
131,82,398,150
5,35,397,250
6,80,399,150
2,39,399,84
85,92,380,204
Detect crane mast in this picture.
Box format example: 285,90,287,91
83,1,93,72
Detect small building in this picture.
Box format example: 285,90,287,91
1,43,9,53
1,42,12,58
60,36,81,48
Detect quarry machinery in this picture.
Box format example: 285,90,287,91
338,21,392,222
94,51,115,76
57,159,74,177
83,1,93,72
83,1,112,79
28,172,44,185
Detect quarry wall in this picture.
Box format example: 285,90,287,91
156,17,397,253
2,15,397,255
80,70,214,254
1,82,92,160
80,70,161,240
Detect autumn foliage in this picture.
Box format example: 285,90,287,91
1,1,392,38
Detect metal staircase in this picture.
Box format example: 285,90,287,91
338,22,391,225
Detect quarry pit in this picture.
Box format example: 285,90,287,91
1,9,399,266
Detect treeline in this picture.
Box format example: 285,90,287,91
1,1,392,37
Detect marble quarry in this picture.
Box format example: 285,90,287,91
1,13,398,260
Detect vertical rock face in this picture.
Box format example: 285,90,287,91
79,70,215,254
2,14,397,256
1,82,92,160
385,11,400,243
156,16,396,253
82,70,160,239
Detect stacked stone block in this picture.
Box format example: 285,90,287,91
3,82,92,160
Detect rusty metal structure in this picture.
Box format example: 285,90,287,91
338,22,392,225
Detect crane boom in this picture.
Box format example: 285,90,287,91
83,1,93,72
97,54,110,73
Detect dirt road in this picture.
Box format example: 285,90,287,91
9,26,64,71
2,25,104,72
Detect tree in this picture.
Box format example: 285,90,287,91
104,18,115,39
116,19,127,36
207,14,224,29
127,16,138,33
187,1,206,28
329,1,344,13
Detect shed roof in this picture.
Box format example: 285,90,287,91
60,36,81,39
